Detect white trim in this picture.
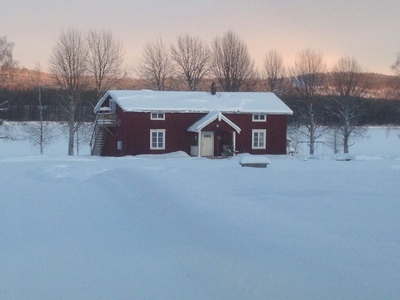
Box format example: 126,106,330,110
252,129,266,149
232,131,236,156
109,99,116,113
150,129,166,150
197,132,202,157
252,114,266,122
187,110,241,134
150,112,165,120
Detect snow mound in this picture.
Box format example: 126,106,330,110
238,153,270,167
136,151,191,159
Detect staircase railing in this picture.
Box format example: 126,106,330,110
90,111,117,155
89,114,100,152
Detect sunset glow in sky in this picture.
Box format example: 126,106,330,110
2,0,399,75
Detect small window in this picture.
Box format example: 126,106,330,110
150,129,166,150
109,100,116,113
252,114,266,122
252,129,266,149
150,113,165,120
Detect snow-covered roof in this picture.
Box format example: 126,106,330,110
187,110,241,133
94,90,293,115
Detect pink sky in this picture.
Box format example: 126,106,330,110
2,0,399,75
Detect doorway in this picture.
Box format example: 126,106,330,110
201,131,214,157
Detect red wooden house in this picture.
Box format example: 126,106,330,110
90,90,293,157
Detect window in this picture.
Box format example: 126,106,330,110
109,100,116,113
150,129,166,150
252,129,266,149
150,113,165,120
252,114,266,122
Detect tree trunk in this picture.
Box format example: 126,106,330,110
309,136,315,155
68,111,75,156
343,130,349,154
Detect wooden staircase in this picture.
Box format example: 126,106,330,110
90,112,116,156
90,126,106,155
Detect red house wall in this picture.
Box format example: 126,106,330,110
101,107,288,156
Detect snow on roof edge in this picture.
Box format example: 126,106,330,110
94,90,294,115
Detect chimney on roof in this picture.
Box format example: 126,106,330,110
211,82,217,95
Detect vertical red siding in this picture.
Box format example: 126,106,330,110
101,109,288,156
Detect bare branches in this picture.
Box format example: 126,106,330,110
170,34,211,91
392,53,400,75
48,28,88,155
24,122,55,154
136,38,173,91
87,29,126,97
262,49,285,93
290,48,326,155
291,48,326,97
211,31,256,92
0,36,15,67
330,56,365,98
0,36,17,86
328,56,367,153
49,28,88,96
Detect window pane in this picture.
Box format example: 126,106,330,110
152,132,157,148
259,132,264,147
254,132,259,147
158,132,163,148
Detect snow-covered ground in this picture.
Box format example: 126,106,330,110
1,124,400,300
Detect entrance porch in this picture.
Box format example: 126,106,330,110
187,110,241,157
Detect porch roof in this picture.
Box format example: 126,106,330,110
187,110,241,134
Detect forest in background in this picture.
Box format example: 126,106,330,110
1,67,399,126
1,30,400,155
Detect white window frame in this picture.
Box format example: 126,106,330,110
252,114,266,122
109,100,116,113
252,129,266,149
150,112,165,120
150,129,166,150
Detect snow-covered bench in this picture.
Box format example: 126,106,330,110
239,154,270,168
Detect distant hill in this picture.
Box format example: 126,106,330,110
2,67,399,100
1,68,57,89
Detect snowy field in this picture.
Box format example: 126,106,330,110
1,124,400,300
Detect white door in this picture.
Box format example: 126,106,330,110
201,132,214,157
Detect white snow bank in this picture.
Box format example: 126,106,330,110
1,125,400,300
135,150,191,159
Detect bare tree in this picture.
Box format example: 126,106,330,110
262,49,285,93
291,48,325,97
0,36,17,87
211,31,256,92
170,34,211,91
24,64,54,154
290,48,326,155
325,126,343,154
328,56,367,153
87,29,127,98
48,28,88,155
392,53,400,75
0,120,13,140
136,38,173,91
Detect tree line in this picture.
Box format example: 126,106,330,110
1,30,400,155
